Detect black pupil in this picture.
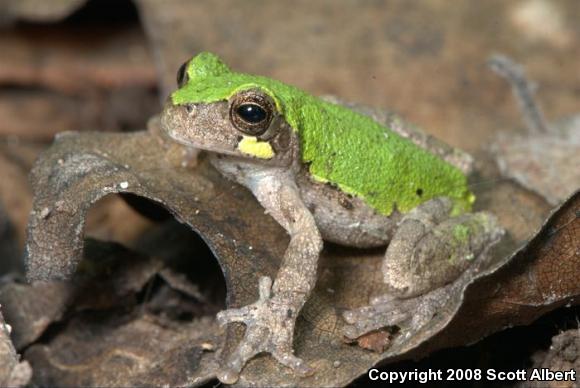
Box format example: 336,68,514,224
237,104,267,123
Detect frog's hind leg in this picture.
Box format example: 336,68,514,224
343,197,504,340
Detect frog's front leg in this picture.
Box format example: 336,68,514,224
216,173,323,384
343,197,504,339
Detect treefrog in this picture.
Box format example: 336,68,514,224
161,52,504,383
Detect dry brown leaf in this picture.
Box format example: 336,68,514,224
0,310,31,387
23,118,578,386
2,237,222,387
0,0,86,24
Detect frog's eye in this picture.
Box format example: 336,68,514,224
230,90,275,136
236,104,267,123
176,61,189,88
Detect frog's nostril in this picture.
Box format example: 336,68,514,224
185,104,195,115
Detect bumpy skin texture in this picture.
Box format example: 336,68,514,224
162,52,504,384
172,52,473,216
209,161,323,383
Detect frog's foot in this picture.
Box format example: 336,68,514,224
342,293,419,340
216,276,313,384
342,284,453,341
343,199,504,344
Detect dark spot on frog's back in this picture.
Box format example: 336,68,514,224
325,181,339,190
338,196,354,210
416,188,424,197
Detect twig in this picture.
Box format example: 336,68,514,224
488,54,550,134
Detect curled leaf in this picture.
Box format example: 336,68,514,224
23,115,579,386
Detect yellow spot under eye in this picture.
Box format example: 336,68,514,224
237,136,275,159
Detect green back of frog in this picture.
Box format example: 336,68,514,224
172,52,474,216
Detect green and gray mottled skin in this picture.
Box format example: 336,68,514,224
172,52,474,216
164,52,503,384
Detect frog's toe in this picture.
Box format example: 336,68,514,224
217,319,313,383
342,310,409,340
216,277,273,326
342,296,415,340
216,305,254,326
342,305,379,325
218,325,270,384
370,293,397,305
216,368,241,385
216,274,312,381
272,350,314,377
